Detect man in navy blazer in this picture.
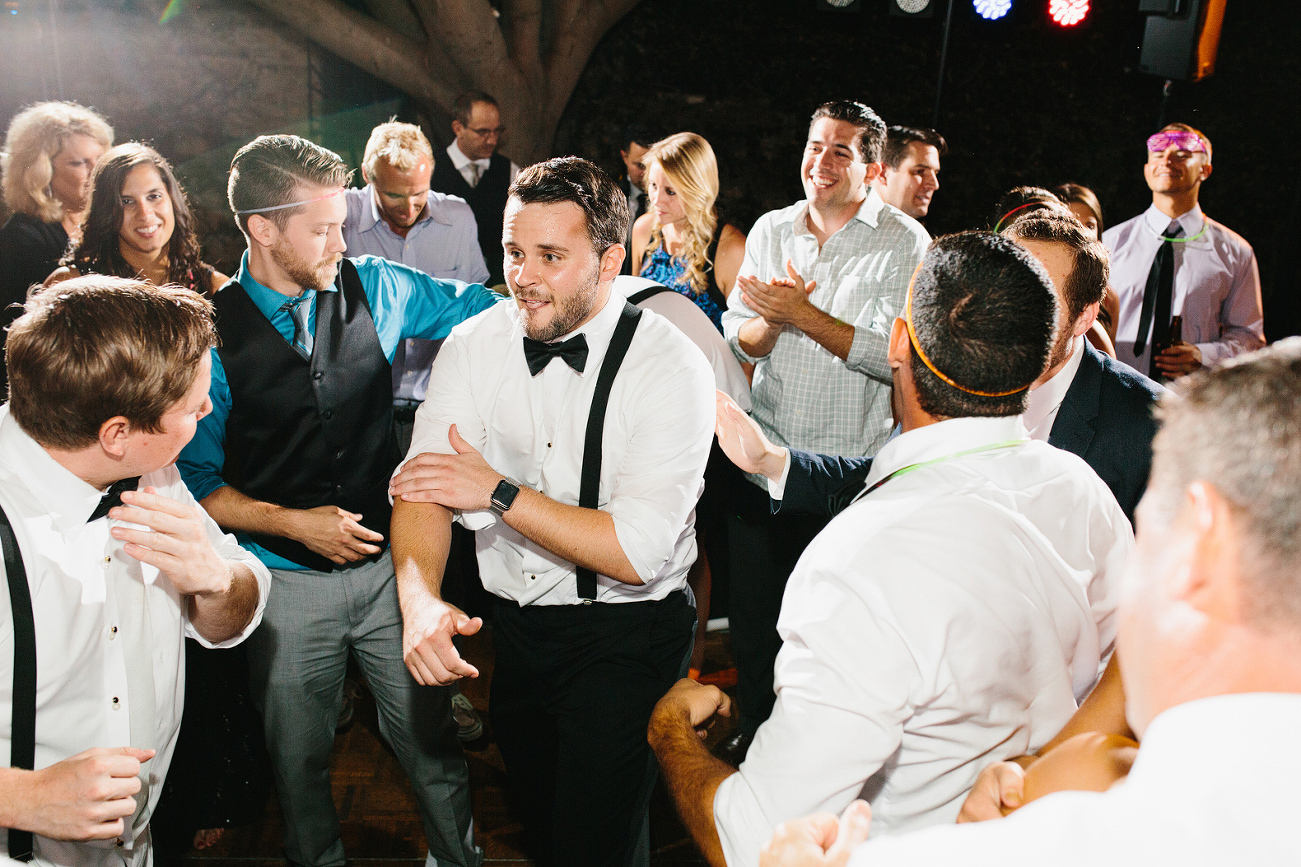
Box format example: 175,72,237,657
719,216,1165,525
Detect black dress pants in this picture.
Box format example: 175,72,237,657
727,478,828,735
489,588,695,867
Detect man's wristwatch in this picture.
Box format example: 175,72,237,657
489,479,520,516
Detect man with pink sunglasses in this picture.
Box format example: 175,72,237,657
1103,123,1263,382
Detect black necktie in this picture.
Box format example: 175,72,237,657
88,476,141,523
1134,222,1183,374
523,333,589,376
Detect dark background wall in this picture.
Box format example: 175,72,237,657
3,0,1298,338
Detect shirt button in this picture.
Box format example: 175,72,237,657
547,442,552,448
335,449,345,460
322,409,334,420
528,574,535,581
112,696,121,708
312,371,324,381
104,556,111,564
109,625,118,639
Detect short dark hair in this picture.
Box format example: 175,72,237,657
508,157,629,255
908,232,1056,419
991,186,1072,231
6,275,216,450
810,101,887,164
69,143,207,293
454,91,498,126
622,123,664,153
1156,121,1212,162
227,134,350,236
882,126,948,169
1003,215,1109,322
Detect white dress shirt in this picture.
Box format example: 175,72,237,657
713,415,1131,867
407,290,715,605
1104,203,1264,371
614,275,752,410
1023,336,1085,440
722,190,930,463
444,141,519,190
0,407,270,867
845,694,1301,866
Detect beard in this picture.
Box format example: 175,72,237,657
271,236,340,292
514,262,602,343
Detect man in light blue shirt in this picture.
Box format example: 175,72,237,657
342,121,491,446
177,134,497,867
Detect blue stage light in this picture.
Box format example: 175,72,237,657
973,0,1012,19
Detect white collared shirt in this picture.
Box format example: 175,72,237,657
407,291,715,605
1104,203,1264,371
0,407,270,867
444,141,519,190
846,694,1301,866
1023,336,1085,440
713,415,1131,866
723,189,930,464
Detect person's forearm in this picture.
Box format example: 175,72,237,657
199,484,301,539
502,487,641,585
648,703,734,867
0,767,35,830
391,499,454,612
737,316,783,359
1037,654,1132,756
187,561,262,643
792,306,854,362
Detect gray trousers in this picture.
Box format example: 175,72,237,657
246,550,477,867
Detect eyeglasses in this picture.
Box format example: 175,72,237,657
468,126,506,137
1146,131,1207,155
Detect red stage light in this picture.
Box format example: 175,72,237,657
1048,0,1089,26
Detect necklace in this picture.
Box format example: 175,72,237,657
855,437,1029,503
1151,218,1209,243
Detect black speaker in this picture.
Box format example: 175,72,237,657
1139,0,1228,81
889,0,938,17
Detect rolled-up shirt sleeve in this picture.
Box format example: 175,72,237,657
606,357,715,584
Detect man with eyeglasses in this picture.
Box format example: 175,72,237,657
431,91,520,286
1103,123,1263,381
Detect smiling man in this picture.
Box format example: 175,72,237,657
342,121,490,447
176,134,497,867
872,125,946,221
1103,123,1264,381
389,156,714,867
719,101,931,758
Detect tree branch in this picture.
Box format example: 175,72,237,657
417,0,516,88
245,0,461,111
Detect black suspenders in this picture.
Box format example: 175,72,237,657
575,302,643,600
0,502,35,862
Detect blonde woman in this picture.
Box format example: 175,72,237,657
630,132,745,331
0,102,112,304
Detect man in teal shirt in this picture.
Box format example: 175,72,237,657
178,135,497,867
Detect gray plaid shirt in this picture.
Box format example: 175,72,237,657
724,190,930,463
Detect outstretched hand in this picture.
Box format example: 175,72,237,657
715,391,786,481
760,801,873,867
402,594,483,685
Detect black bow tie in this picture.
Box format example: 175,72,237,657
88,476,141,523
523,333,589,376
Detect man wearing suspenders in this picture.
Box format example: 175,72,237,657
390,157,715,867
0,277,269,866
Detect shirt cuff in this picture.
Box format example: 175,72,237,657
766,448,793,501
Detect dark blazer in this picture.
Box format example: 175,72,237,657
780,344,1164,524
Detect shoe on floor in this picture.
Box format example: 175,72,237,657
451,690,485,742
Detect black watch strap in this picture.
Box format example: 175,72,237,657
489,479,520,515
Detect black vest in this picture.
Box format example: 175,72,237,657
432,151,511,285
213,259,399,572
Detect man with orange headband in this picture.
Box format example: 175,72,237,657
1104,123,1263,381
176,135,497,867
650,232,1131,867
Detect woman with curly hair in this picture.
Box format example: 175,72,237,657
0,101,112,388
47,142,225,296
630,132,746,331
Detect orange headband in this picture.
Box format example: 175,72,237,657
903,266,1031,399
